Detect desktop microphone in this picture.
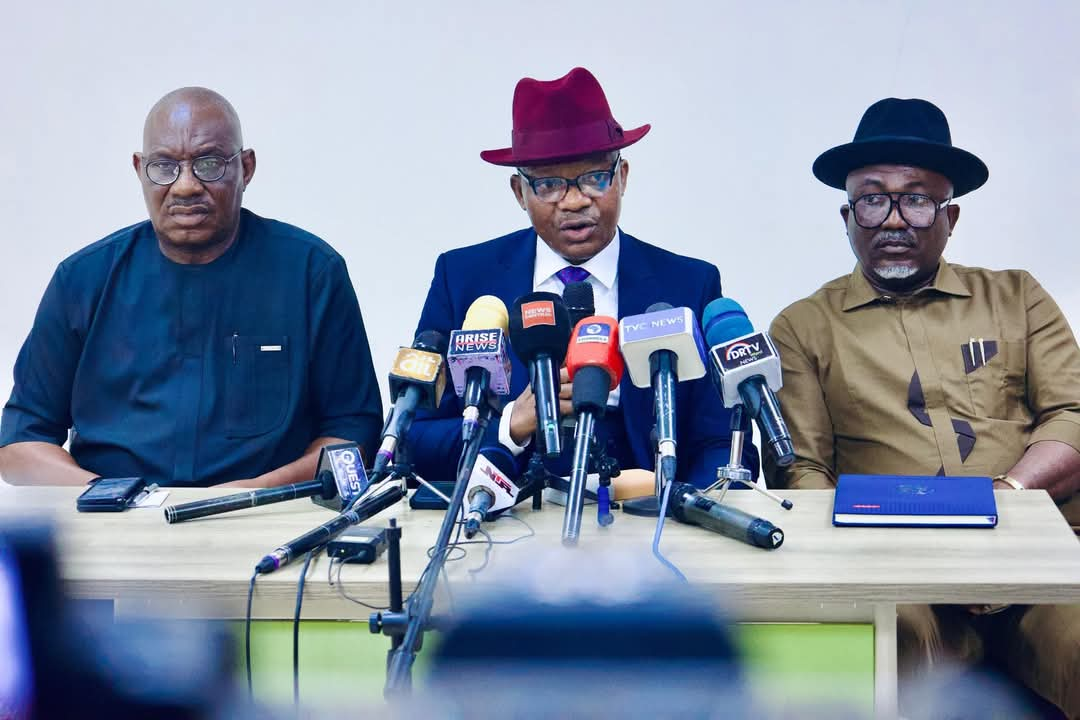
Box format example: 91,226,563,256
163,470,338,524
462,446,522,539
371,331,448,477
702,298,794,466
447,296,512,442
668,482,784,549
508,292,572,457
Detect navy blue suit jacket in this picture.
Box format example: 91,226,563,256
408,228,759,488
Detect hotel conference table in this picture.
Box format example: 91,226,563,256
2,483,1078,719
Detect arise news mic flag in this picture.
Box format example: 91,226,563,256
463,446,522,539
562,316,623,544
508,292,572,458
702,298,794,466
618,303,707,484
372,331,449,478
447,296,512,442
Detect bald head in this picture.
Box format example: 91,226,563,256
143,87,242,153
135,86,255,265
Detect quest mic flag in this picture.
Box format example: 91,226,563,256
702,298,794,466
311,442,370,511
372,330,449,476
447,296,512,440
508,292,572,457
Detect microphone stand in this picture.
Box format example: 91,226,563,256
705,405,793,510
623,427,667,517
374,402,493,696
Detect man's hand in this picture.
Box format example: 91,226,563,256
508,367,574,445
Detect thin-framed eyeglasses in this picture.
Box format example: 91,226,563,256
518,154,622,203
848,192,951,229
143,149,244,186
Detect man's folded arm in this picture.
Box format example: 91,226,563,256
767,312,836,490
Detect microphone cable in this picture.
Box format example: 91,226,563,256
651,476,688,583
292,549,317,711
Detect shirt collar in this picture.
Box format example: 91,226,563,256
533,228,620,291
842,258,972,311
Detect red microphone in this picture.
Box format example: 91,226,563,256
562,317,623,544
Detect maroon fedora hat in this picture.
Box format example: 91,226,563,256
480,67,651,167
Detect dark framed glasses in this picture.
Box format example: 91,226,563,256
849,192,951,229
518,154,621,203
144,150,243,186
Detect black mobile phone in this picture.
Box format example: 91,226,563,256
75,477,146,512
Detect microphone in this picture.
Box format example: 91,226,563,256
562,316,623,545
163,470,338,524
702,298,795,466
255,481,405,574
371,331,449,478
462,446,521,539
447,296,512,442
668,482,784,549
508,292,572,457
563,281,595,328
618,303,707,484
560,281,596,442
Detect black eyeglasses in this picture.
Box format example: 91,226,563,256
518,154,621,203
144,150,243,186
848,192,951,229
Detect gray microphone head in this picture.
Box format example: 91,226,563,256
646,301,673,313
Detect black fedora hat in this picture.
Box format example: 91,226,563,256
813,98,988,197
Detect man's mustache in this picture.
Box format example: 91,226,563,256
872,230,916,249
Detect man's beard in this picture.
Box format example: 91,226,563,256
873,264,919,280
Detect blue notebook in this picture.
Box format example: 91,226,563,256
833,474,998,528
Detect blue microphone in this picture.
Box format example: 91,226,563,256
702,298,794,466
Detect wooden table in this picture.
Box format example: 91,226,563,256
2,484,1078,718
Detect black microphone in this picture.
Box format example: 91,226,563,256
372,331,449,477
560,281,595,443
563,281,595,328
255,482,405,574
668,482,784,549
508,293,572,458
702,298,794,466
463,446,521,539
163,471,338,524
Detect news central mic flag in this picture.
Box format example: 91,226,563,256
407,227,760,487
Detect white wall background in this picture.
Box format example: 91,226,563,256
3,0,1078,406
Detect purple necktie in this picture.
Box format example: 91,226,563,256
556,266,591,285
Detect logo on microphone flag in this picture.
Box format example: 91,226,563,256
521,300,556,328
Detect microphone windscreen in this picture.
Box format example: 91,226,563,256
563,281,595,327
565,316,623,390
508,292,572,365
646,301,673,313
702,298,754,347
414,329,448,355
478,445,518,480
463,296,510,332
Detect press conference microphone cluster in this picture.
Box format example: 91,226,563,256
668,482,784,549
447,296,512,442
508,292,571,457
462,446,521,539
372,331,448,478
562,315,623,545
702,298,795,466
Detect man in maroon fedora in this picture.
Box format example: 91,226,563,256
407,67,757,497
768,97,1080,716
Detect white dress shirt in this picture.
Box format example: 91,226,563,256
499,229,622,455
